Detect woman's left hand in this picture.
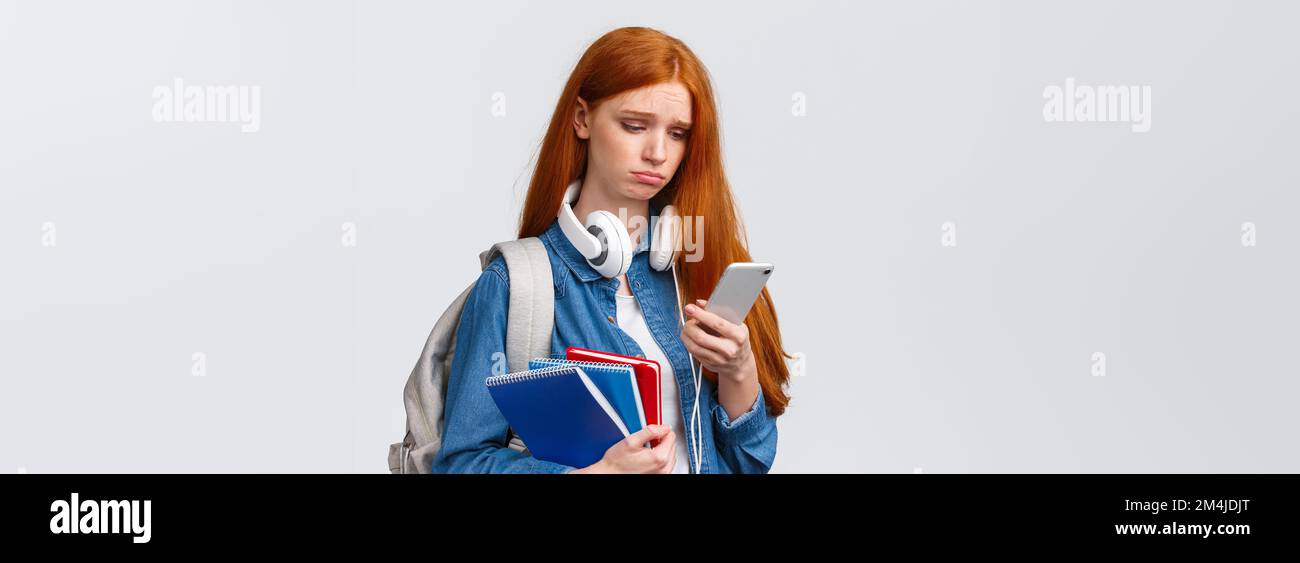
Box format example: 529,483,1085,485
682,299,757,384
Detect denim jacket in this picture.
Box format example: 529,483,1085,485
429,218,779,473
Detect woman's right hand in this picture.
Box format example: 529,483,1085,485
569,425,677,474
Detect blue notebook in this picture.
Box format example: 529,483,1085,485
530,358,646,434
486,365,630,468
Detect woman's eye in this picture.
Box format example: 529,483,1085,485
670,130,688,141
621,122,645,133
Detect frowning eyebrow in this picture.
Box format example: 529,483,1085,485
619,110,692,129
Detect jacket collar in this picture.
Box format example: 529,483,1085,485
543,219,604,282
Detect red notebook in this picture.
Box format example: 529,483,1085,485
566,347,663,431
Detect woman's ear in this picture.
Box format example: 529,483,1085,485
573,96,591,140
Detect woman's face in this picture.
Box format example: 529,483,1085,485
574,81,693,203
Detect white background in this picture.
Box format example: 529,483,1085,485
2,0,1298,473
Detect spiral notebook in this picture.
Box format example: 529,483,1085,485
565,347,662,428
485,365,630,468
529,357,646,434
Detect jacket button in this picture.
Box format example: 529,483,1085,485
607,315,616,324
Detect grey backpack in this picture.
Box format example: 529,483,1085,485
388,238,554,474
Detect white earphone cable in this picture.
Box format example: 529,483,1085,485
672,262,704,475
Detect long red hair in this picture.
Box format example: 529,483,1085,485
517,27,791,416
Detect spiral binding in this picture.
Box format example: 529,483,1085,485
485,364,580,387
530,357,633,373
485,357,634,387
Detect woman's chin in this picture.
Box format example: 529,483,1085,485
622,181,663,200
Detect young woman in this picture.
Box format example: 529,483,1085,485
431,27,791,474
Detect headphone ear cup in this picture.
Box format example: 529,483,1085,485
648,205,680,271
585,210,633,278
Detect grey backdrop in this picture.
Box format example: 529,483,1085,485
2,0,1297,473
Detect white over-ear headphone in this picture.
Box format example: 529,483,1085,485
557,178,679,278
557,177,704,474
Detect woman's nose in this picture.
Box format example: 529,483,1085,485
642,133,667,165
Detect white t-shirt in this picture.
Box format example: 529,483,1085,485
614,292,692,474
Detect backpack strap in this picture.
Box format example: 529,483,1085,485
479,237,555,371
480,238,554,455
